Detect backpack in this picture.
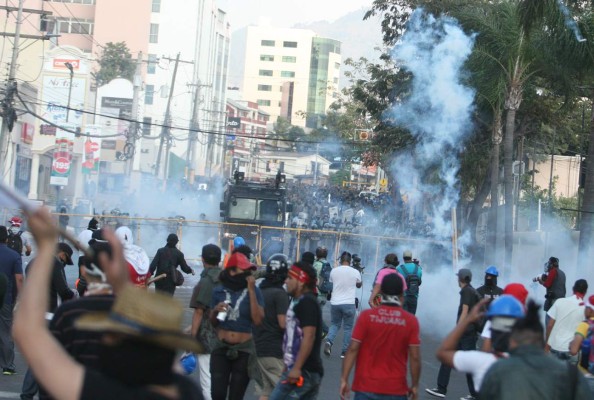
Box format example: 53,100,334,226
318,260,333,294
7,231,23,255
401,264,420,296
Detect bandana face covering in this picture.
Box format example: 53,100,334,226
288,265,310,283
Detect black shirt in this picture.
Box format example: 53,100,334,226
149,246,192,289
458,285,480,335
80,369,203,399
254,284,289,358
285,293,324,375
27,257,75,313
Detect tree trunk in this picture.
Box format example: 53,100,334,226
486,110,502,265
578,97,594,272
504,106,517,276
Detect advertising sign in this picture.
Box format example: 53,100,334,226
41,75,86,126
226,117,241,129
82,125,101,175
50,125,75,186
100,97,132,139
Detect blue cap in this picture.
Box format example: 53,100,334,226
233,236,245,248
486,295,524,319
485,266,499,276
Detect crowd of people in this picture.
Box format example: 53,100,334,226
1,206,594,400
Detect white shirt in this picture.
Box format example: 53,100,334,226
329,265,361,306
481,320,492,339
453,351,501,391
547,294,585,352
77,229,93,256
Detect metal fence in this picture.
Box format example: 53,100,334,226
1,209,450,274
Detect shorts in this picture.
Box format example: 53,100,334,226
255,357,285,396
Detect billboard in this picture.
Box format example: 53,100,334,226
82,125,101,175
100,97,132,139
50,126,75,186
41,75,86,128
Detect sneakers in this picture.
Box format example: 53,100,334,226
2,368,16,375
460,396,476,400
324,341,332,357
340,352,346,359
426,388,446,398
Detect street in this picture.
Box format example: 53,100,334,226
0,269,471,400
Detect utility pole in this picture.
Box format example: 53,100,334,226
126,51,143,178
314,143,319,185
548,129,557,213
0,2,53,180
187,80,210,184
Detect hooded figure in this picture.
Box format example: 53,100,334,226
477,266,503,301
115,226,150,287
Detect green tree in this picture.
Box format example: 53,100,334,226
93,42,135,86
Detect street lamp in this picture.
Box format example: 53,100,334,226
64,62,74,122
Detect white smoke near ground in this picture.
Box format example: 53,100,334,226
385,9,476,253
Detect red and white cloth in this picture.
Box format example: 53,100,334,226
115,226,150,287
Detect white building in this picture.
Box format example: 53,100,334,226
254,151,330,184
144,0,231,180
231,25,341,129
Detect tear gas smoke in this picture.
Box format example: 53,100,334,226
556,0,586,42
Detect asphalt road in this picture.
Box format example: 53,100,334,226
0,268,471,400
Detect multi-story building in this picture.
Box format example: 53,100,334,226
232,25,341,129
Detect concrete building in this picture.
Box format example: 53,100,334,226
226,99,270,178
231,25,341,129
254,151,330,184
528,154,582,199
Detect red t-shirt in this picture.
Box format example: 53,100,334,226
351,305,420,395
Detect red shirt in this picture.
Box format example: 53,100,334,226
127,262,149,287
543,268,558,288
351,305,420,395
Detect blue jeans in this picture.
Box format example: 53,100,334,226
354,393,408,400
269,370,322,400
20,368,38,399
326,303,356,353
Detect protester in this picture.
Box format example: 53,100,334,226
397,250,422,314
0,225,22,376
479,300,591,399
436,296,523,393
115,226,151,287
269,261,324,399
426,269,480,399
569,295,594,372
313,246,331,338
74,218,98,296
8,216,32,257
325,251,362,359
254,254,290,400
476,266,503,301
149,233,194,295
545,279,588,364
369,253,406,308
189,244,222,400
535,257,566,317
340,273,421,400
13,208,204,400
210,252,264,400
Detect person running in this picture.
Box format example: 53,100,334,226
426,269,480,399
269,261,323,399
479,300,591,400
210,252,264,400
254,254,290,400
340,273,421,400
149,233,194,296
325,251,361,359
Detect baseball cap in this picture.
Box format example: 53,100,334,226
403,250,413,259
503,283,529,305
586,295,594,311
457,268,472,281
381,273,404,296
226,252,257,271
201,244,221,261
57,242,74,265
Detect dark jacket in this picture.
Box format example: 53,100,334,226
26,257,74,313
149,245,192,290
0,243,22,307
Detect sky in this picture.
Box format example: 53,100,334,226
217,0,374,31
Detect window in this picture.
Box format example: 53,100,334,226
335,62,341,69
147,54,157,74
145,85,155,105
259,69,273,77
149,23,159,43
280,71,295,78
282,56,296,63
260,55,274,62
257,99,271,106
258,85,272,91
151,0,160,12
228,198,282,222
283,41,297,48
56,17,94,34
142,117,152,136
261,40,275,46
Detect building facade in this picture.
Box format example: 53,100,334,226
232,25,341,129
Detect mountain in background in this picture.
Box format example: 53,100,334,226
294,7,385,89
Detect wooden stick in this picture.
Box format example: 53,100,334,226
146,273,167,286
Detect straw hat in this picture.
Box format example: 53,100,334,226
75,285,204,353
